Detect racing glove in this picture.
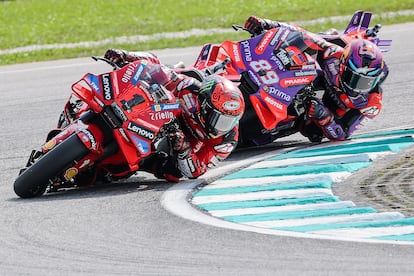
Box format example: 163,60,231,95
244,16,277,36
104,48,130,67
306,98,333,126
163,119,191,157
139,151,182,183
306,98,346,141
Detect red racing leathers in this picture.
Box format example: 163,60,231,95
106,50,239,181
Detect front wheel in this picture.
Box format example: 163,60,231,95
14,134,89,198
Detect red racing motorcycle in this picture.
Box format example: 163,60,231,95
14,59,182,198
185,10,392,147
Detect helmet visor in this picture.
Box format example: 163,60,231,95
202,102,240,138
341,65,380,96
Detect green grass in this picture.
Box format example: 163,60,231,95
1,0,414,65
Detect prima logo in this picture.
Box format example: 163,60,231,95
266,86,291,101
241,40,252,62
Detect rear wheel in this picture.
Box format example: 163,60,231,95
14,134,89,198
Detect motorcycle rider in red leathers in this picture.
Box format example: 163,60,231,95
104,49,245,182
244,16,389,142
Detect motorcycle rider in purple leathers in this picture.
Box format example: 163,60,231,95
244,16,389,142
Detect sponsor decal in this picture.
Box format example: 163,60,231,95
281,76,313,87
177,78,195,91
181,93,197,113
323,45,341,59
86,74,100,94
270,55,285,71
270,28,284,46
294,70,317,77
200,44,211,61
118,128,130,142
264,96,284,110
280,29,289,42
64,167,78,180
193,141,204,153
122,62,139,83
360,106,379,116
43,139,56,150
130,135,150,154
241,41,252,62
263,86,291,102
275,49,291,66
325,125,338,138
248,70,262,86
302,64,316,70
101,74,114,100
79,159,91,169
127,121,155,140
255,29,276,55
222,100,241,111
187,157,196,172
214,143,234,154
232,44,241,63
79,128,97,150
150,111,175,121
151,102,180,112
131,63,146,85
111,103,128,122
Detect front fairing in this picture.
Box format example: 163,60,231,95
69,60,181,168
223,27,318,129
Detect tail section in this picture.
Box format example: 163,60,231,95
344,10,372,34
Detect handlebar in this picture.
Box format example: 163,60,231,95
232,24,256,37
365,24,382,38
91,56,122,70
202,57,231,76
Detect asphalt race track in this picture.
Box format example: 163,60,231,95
1,23,414,275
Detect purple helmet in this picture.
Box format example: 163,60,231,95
339,39,384,97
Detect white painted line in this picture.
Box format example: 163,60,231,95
242,212,405,228
191,188,334,204
248,154,372,168
209,201,355,217
202,172,350,189
312,225,414,239
248,152,393,169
